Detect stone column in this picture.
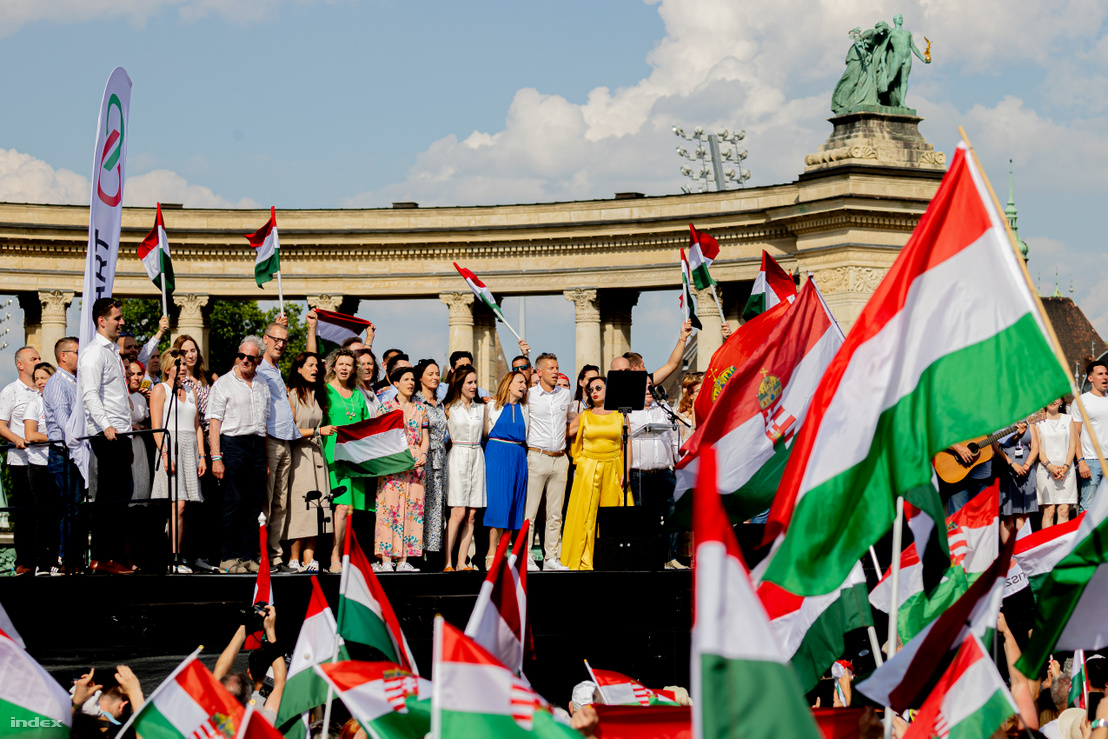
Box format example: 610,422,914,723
563,288,601,371
172,294,210,358
439,292,475,361
693,285,723,370
38,290,74,359
17,292,42,353
306,294,343,312
473,304,498,393
600,289,639,370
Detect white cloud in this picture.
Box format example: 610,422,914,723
126,170,260,209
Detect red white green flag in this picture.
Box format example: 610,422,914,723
453,262,509,323
584,663,680,707
236,703,285,739
312,308,373,355
246,207,281,287
679,248,704,331
760,141,1071,597
1013,512,1085,586
757,563,872,693
138,202,175,296
869,483,1000,643
691,446,821,739
117,648,244,739
275,576,349,732
1017,480,1108,677
337,525,418,674
0,601,24,647
245,515,274,650
674,280,842,523
901,633,1017,739
465,519,531,675
1069,650,1088,709
333,410,416,479
687,224,720,290
431,617,577,738
315,660,431,739
0,632,71,739
741,250,795,320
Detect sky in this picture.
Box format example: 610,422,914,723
0,0,1106,386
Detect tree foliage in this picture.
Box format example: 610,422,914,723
208,301,306,378
120,298,171,356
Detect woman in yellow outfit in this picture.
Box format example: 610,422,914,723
561,376,633,570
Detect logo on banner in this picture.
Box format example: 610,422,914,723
96,93,125,207
757,370,796,444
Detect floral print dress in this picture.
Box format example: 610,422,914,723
374,399,427,558
414,391,447,553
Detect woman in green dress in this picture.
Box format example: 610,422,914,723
321,348,376,572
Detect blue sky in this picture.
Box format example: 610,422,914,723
0,0,1106,385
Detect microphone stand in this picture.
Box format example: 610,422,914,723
155,357,183,572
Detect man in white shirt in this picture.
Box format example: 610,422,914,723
524,351,575,571
628,381,685,569
257,320,302,572
0,344,42,574
1076,359,1108,512
78,297,135,574
44,336,82,569
208,336,270,574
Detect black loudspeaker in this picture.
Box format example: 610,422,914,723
593,506,667,571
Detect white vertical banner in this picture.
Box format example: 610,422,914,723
65,67,132,484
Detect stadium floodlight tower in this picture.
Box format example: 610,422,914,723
673,125,751,193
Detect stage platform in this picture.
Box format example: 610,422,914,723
2,569,693,705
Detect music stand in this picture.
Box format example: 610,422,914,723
603,370,648,504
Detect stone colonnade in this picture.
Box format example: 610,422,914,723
18,282,739,388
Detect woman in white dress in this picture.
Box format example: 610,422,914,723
443,367,487,571
150,351,207,572
1036,397,1078,529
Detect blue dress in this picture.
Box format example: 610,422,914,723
484,404,528,529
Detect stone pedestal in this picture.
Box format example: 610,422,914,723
172,294,210,358
38,290,74,359
564,288,601,371
804,110,945,172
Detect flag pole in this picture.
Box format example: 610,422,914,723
864,548,885,668
276,271,285,316
583,660,612,705
321,525,353,739
958,127,1108,502
159,275,168,320
882,496,904,739
708,284,725,329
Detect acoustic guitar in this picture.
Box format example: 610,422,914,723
932,412,1045,485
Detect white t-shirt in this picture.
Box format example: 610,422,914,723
1079,391,1108,460
0,379,38,465
20,394,48,466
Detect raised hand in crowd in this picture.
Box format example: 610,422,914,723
518,339,531,358
114,664,144,712
720,321,732,340
570,704,599,738
276,313,289,328
72,669,102,709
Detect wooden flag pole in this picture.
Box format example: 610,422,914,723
958,127,1108,502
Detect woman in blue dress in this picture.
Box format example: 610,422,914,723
484,370,529,567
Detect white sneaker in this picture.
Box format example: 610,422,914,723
526,552,541,572
302,560,319,573
664,559,689,570
288,559,301,571
395,562,420,572
372,561,395,572
543,558,569,571
172,563,193,574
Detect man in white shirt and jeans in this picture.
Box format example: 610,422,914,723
78,297,135,574
628,380,685,569
524,350,574,571
1077,359,1108,512
208,336,270,574
0,344,42,574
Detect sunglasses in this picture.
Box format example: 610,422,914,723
515,364,532,371
237,353,260,363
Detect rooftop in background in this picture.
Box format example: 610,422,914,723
1041,296,1107,384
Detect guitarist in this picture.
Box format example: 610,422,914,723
940,438,1000,515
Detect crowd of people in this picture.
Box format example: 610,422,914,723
0,297,711,576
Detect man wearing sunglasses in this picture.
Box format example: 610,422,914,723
257,319,301,573
207,336,270,574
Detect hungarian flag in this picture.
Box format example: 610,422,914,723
759,141,1071,598
333,410,416,479
687,223,720,290
757,563,872,693
855,537,1012,711
1013,513,1085,591
246,206,281,287
138,202,175,295
315,661,431,739
453,262,509,323
0,601,24,647
679,249,703,331
0,632,71,739
1070,650,1088,709
901,634,1018,739
118,649,243,739
245,515,274,650
337,525,418,674
693,299,790,425
869,483,999,643
741,250,795,320
275,576,349,733
465,519,530,675
674,280,842,523
691,446,821,739
1017,480,1108,677
431,617,577,738
585,664,680,707
313,308,373,354
236,703,285,739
